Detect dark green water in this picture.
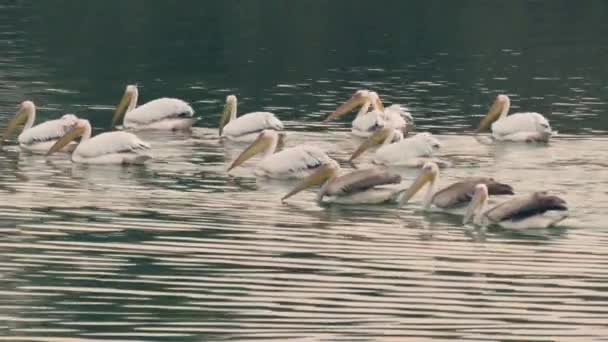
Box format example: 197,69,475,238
1,1,608,341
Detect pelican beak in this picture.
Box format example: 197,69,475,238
324,92,367,122
1,107,28,145
398,166,436,206
219,102,232,136
281,164,335,202
46,125,84,156
227,133,271,171
112,91,132,127
463,187,487,225
374,95,385,112
349,127,392,162
477,97,504,132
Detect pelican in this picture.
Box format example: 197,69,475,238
1,101,79,153
477,94,553,142
227,130,334,179
349,128,442,167
112,85,196,130
324,90,413,137
463,184,568,230
219,95,284,142
399,162,514,214
281,162,406,204
47,119,151,164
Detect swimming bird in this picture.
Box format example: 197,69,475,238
227,130,334,179
281,161,406,204
112,85,196,131
477,94,553,142
463,183,568,230
219,95,283,142
349,127,442,167
324,90,413,137
47,119,151,164
1,101,79,153
399,162,514,214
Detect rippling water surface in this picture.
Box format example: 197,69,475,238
1,1,608,341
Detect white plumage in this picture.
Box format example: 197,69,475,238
2,101,80,153
351,103,412,138
114,85,196,131
220,95,284,142
254,145,332,179
228,130,334,179
372,132,441,166
480,95,553,142
48,119,151,164
124,98,195,129
19,114,79,153
326,90,414,138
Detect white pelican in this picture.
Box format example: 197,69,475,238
47,119,151,164
227,130,334,179
1,101,79,153
477,94,553,142
349,128,442,167
112,85,196,130
463,184,568,230
399,162,514,214
324,90,413,137
219,95,284,142
281,162,406,204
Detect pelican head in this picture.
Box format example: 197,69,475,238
219,95,238,136
477,94,510,132
2,100,36,145
398,161,439,206
227,130,281,172
112,85,139,127
349,127,398,162
281,161,340,202
324,90,383,122
463,183,489,225
47,119,90,156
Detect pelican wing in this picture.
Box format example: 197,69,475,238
351,111,385,136
485,192,567,223
18,115,78,145
374,133,437,164
257,146,331,177
324,169,401,196
125,98,194,125
432,177,514,209
491,112,547,136
76,131,150,158
384,104,414,123
223,112,283,137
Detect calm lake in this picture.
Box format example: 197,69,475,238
1,1,608,341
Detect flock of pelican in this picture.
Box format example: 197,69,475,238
0,86,569,230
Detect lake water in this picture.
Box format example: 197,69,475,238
1,1,608,341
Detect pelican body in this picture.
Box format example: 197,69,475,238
349,128,441,167
463,184,568,230
219,95,283,142
112,85,196,131
399,162,514,214
325,90,413,137
477,95,553,142
48,119,151,164
282,162,406,204
227,130,334,179
1,101,79,153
